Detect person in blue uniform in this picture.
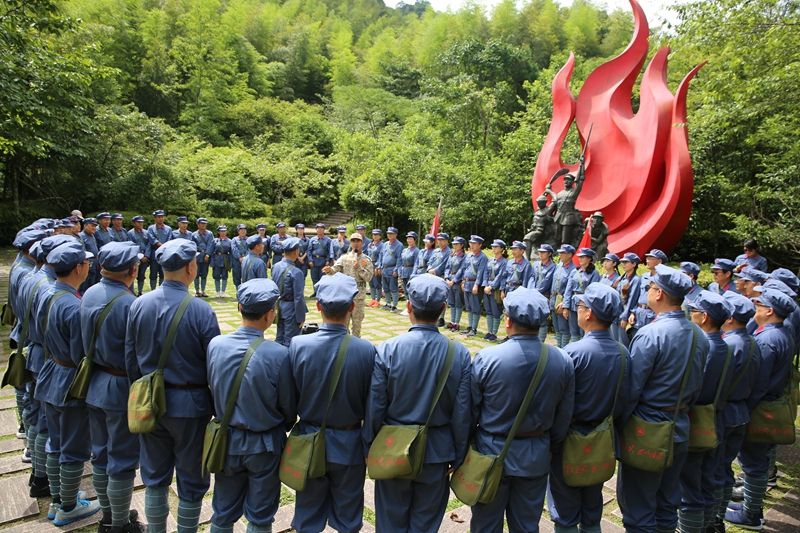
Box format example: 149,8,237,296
548,244,576,348
679,290,735,533
255,223,272,271
503,241,531,295
680,262,703,316
733,268,768,299
308,223,334,296
548,284,627,533
708,258,737,294
627,249,667,338
295,224,310,279
206,278,296,533
377,227,404,311
78,218,100,292
527,243,557,342
461,235,488,337
192,217,214,298
725,287,797,529
331,225,349,260
399,231,420,302
211,225,232,298
95,213,113,249
354,224,366,241
172,216,192,240
427,233,450,278
617,264,710,533
34,242,101,525
769,268,799,294
127,216,151,296
563,248,601,343
288,274,377,533
241,235,268,283
365,274,472,533
734,239,767,273
125,239,221,532
616,253,642,346
599,253,622,339
230,224,249,289
271,237,307,347
714,293,761,531
480,239,508,341
109,214,129,242
269,222,289,266
146,210,172,290
82,242,144,533
366,229,384,307
444,236,466,331
412,234,435,280
471,286,574,533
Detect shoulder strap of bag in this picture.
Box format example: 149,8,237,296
320,334,352,431
672,326,699,424
711,344,734,408
724,338,756,401
609,343,628,420
19,277,47,347
498,345,550,461
424,340,456,426
219,337,264,430
43,290,70,360
85,290,128,365
155,293,193,371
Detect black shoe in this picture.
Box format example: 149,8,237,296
731,484,744,501
437,318,445,327
465,329,477,337
767,465,778,487
28,471,34,487
98,510,140,533
29,475,50,498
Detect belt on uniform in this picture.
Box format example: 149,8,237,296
165,382,207,390
95,364,127,377
638,304,650,309
465,277,477,282
488,429,546,439
661,404,689,412
52,358,77,369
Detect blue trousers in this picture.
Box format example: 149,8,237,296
547,448,604,530
135,261,149,294
149,262,164,289
447,284,463,308
716,424,746,496
472,473,548,533
382,271,399,305
370,274,382,301
680,446,722,513
292,463,366,533
211,266,229,281
463,284,482,313
212,452,281,528
552,309,569,344
276,315,301,347
483,291,502,319
568,310,582,340
44,402,91,463
310,266,325,292
374,462,449,533
232,260,242,288
617,440,689,533
140,415,210,502
89,406,139,477
23,378,41,430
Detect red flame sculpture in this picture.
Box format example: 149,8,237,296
531,0,705,257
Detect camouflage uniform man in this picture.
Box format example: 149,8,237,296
323,233,373,337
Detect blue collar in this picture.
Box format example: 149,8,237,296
162,280,188,292
320,323,348,332
237,326,265,337
585,330,613,340
409,324,439,333
100,278,132,291
656,310,687,320
53,281,78,296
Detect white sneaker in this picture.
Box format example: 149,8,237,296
53,498,101,526
16,425,26,439
21,448,32,463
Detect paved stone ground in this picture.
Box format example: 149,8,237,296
0,249,798,532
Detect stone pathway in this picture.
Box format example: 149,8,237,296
0,250,798,531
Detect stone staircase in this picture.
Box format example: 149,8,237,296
313,210,354,229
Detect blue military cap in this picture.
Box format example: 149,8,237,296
735,268,769,284
371,228,382,235
256,223,266,230
33,218,54,228
511,241,527,250
217,225,227,232
316,223,326,229
295,223,305,230
406,231,418,239
48,241,92,273
762,278,797,299
687,290,733,324
751,286,798,318
436,232,449,240
30,242,45,262
237,278,280,314
98,242,143,272
645,249,669,262
176,216,188,223
469,235,484,244
156,239,198,271
282,237,301,252
770,268,800,292
356,224,366,230
423,234,436,243
14,229,47,250
337,225,347,232
576,247,596,258
538,243,554,253
315,273,358,315
452,236,466,245
130,216,144,223
276,221,286,229
60,218,76,228
575,283,623,324
196,217,208,224
557,244,576,254
723,292,756,324
41,234,77,257
111,213,123,220
152,210,165,217
710,258,735,272
504,287,549,328
387,227,398,234
603,253,620,264
97,212,111,219
53,220,64,229
406,274,448,312
652,264,692,298
237,223,248,231
246,235,263,249
680,261,701,277
490,239,506,248
620,252,641,263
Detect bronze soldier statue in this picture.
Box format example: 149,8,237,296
522,195,556,260
544,161,586,249
589,211,609,258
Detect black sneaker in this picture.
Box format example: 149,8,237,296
29,475,50,498
767,465,778,487
465,329,477,337
97,510,140,533
16,425,26,439
437,318,445,327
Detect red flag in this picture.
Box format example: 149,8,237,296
573,219,592,266
429,197,442,236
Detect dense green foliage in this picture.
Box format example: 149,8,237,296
1,0,798,267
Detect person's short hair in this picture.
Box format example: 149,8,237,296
743,238,759,251
661,290,683,307
411,305,443,323
241,308,272,321
707,315,726,330
508,317,539,335
321,305,350,321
